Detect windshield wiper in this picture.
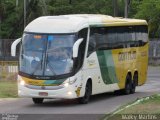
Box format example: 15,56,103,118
31,60,43,75
47,61,57,75
45,54,57,75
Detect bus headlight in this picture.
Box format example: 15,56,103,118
20,80,25,86
67,91,72,95
60,80,69,87
60,77,77,87
63,82,69,87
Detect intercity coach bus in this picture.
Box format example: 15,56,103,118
11,14,148,104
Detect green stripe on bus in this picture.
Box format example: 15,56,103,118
96,50,118,84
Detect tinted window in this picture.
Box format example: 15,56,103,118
135,26,148,44
88,25,148,55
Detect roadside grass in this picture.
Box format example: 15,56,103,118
103,94,160,120
0,79,18,98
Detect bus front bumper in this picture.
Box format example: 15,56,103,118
18,84,79,99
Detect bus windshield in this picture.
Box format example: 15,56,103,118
20,33,76,77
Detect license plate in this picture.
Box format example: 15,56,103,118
39,92,48,96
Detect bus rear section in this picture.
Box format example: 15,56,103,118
85,25,148,95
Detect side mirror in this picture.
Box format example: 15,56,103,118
72,38,83,58
11,38,21,57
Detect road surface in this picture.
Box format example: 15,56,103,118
0,66,159,120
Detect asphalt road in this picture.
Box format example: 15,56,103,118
0,66,159,120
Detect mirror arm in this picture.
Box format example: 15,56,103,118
11,38,21,57
72,38,83,58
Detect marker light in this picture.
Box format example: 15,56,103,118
64,83,69,87
20,80,25,86
67,91,72,95
34,35,42,39
18,90,21,94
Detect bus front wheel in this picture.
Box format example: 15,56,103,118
78,81,92,104
32,98,44,104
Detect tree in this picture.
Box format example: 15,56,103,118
1,0,160,38
134,0,160,38
0,0,5,38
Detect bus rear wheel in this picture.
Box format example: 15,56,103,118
130,73,138,94
123,75,132,95
32,98,44,104
78,81,92,104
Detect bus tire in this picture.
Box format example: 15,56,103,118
123,74,132,95
32,98,44,104
78,81,92,104
131,73,138,94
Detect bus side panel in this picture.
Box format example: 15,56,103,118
137,43,148,85
111,48,137,89
96,50,121,92
96,50,119,84
111,44,148,89
82,52,105,95
111,49,126,89
82,44,148,95
82,52,119,95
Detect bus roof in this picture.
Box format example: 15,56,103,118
24,14,147,34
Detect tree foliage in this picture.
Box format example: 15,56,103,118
0,0,160,38
134,0,160,38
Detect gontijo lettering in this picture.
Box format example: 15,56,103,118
118,51,136,61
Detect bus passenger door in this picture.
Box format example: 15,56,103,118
83,51,103,94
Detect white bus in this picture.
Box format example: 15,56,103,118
11,14,148,104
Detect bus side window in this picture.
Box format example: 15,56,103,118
135,26,148,47
105,28,117,49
